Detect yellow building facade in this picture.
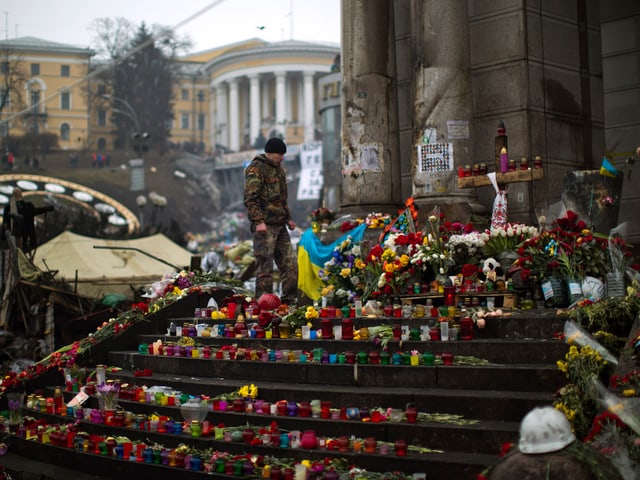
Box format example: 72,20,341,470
1,36,339,157
0,37,92,152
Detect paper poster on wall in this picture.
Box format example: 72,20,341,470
447,120,469,140
360,144,381,171
417,143,453,172
297,142,323,200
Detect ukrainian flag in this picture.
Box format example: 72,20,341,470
297,223,368,301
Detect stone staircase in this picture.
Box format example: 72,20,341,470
2,291,570,480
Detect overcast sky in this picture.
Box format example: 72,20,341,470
2,0,341,52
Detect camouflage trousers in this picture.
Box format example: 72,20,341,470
252,223,298,304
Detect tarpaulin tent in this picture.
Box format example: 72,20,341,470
32,231,193,298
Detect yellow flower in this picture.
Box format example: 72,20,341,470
381,248,395,261
248,384,258,398
321,286,335,297
340,267,351,278
556,360,568,373
399,254,409,267
622,388,636,397
305,306,319,319
384,262,395,273
354,258,366,269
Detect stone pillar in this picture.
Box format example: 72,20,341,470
275,72,287,137
229,79,240,151
214,82,228,149
207,85,215,154
303,71,315,143
249,74,261,146
340,0,402,214
411,0,478,223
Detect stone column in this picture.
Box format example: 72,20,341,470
411,0,477,222
275,72,287,137
249,74,261,146
303,71,315,143
228,78,240,152
340,0,402,213
207,85,215,154
214,82,228,149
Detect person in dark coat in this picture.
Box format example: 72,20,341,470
2,187,54,252
243,137,298,304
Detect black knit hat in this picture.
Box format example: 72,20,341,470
264,137,287,154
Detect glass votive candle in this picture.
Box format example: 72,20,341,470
394,439,408,456
364,437,377,453
442,352,454,366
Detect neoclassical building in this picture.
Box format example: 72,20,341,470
0,36,339,158
191,39,339,154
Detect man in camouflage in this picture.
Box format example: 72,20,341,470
243,137,298,305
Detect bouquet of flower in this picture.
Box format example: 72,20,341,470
358,232,421,301
318,235,365,306
446,231,489,267
481,223,538,258
96,381,120,411
310,206,336,224
213,384,258,401
410,215,453,279
7,391,24,425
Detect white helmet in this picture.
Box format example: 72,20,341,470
518,406,576,454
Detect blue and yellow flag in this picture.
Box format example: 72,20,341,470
600,157,619,178
297,223,367,301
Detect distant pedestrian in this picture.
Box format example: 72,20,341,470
7,152,14,170
2,187,54,252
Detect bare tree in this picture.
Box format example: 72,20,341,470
0,44,29,151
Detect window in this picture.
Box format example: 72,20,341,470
60,123,70,141
30,89,41,110
31,63,40,76
198,113,205,131
97,109,107,126
181,113,189,129
97,84,107,95
61,65,70,77
0,62,8,74
181,89,189,101
60,92,70,110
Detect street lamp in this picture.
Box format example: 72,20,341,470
136,194,147,233
101,94,148,154
197,90,205,152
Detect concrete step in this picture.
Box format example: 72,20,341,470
107,350,566,394
6,292,572,480
12,434,500,480
136,334,569,364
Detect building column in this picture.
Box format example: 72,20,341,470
249,74,261,146
207,85,215,154
411,0,476,221
214,82,228,150
303,71,315,143
340,0,401,213
275,71,287,137
229,78,240,152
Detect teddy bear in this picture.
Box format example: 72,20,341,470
479,257,505,287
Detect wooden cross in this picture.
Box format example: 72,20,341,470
457,165,544,228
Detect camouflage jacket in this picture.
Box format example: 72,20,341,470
244,154,291,225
